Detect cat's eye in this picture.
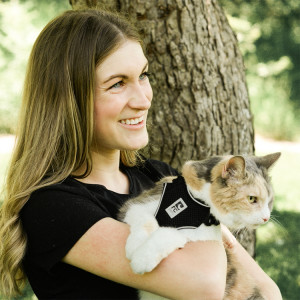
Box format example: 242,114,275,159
247,196,258,203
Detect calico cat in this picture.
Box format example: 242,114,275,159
118,152,281,300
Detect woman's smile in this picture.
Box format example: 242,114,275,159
119,115,144,126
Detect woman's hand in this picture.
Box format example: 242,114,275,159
221,224,237,249
222,224,282,300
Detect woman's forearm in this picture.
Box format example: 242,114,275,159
63,218,227,300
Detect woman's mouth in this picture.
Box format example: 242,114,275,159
120,116,144,125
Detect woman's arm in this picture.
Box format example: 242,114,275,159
63,217,227,300
230,240,282,300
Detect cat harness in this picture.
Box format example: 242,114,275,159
154,176,220,229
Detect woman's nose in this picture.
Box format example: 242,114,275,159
128,82,152,110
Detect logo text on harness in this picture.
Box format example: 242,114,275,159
165,198,188,219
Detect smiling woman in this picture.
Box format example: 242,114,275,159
0,9,164,299
0,7,281,300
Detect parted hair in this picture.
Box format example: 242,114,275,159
0,8,142,297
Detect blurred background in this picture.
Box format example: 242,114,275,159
0,0,299,299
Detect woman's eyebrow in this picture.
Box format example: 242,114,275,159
141,62,149,72
103,62,148,84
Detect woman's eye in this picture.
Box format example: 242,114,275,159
110,81,124,89
139,71,151,80
247,196,258,203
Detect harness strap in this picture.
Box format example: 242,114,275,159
154,176,220,229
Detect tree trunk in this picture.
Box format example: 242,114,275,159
69,0,256,257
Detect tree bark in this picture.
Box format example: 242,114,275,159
69,0,256,256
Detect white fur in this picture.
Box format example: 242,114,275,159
128,226,188,274
262,199,271,221
124,201,160,260
179,224,222,241
188,182,211,204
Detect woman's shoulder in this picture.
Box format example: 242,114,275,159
31,177,84,198
20,177,109,243
21,177,97,216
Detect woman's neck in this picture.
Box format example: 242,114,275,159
74,150,130,194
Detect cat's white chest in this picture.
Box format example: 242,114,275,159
123,198,222,275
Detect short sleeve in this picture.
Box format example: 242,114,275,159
20,187,107,271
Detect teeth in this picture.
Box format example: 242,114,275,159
121,116,143,125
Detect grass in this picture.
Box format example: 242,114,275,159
0,143,299,299
255,149,300,299
256,209,300,299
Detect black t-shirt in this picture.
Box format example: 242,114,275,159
20,159,178,299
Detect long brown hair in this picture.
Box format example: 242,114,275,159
0,8,142,297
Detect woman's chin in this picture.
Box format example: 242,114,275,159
124,137,149,151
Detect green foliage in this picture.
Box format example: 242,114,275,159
255,149,300,300
220,0,300,141
256,209,300,300
0,0,70,133
220,0,300,105
11,283,36,300
249,72,299,141
259,150,300,212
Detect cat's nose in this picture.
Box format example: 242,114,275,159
262,217,269,222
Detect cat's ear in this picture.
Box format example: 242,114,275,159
222,156,245,179
255,152,281,170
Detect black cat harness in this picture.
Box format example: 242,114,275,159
154,176,220,229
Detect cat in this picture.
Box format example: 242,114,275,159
118,152,281,300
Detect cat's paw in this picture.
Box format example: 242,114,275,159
129,227,187,274
125,219,159,260
125,230,151,260
130,249,164,274
125,234,140,261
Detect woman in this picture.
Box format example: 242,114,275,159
0,8,281,299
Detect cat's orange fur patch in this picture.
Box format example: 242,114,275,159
210,157,230,182
143,220,158,234
182,162,206,191
210,157,236,213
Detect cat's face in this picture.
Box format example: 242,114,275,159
183,153,281,230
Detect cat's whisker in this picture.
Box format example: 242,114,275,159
232,227,244,237
269,216,288,236
241,227,249,237
236,228,243,236
269,214,282,226
270,215,281,224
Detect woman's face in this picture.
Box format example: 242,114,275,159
93,40,152,153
